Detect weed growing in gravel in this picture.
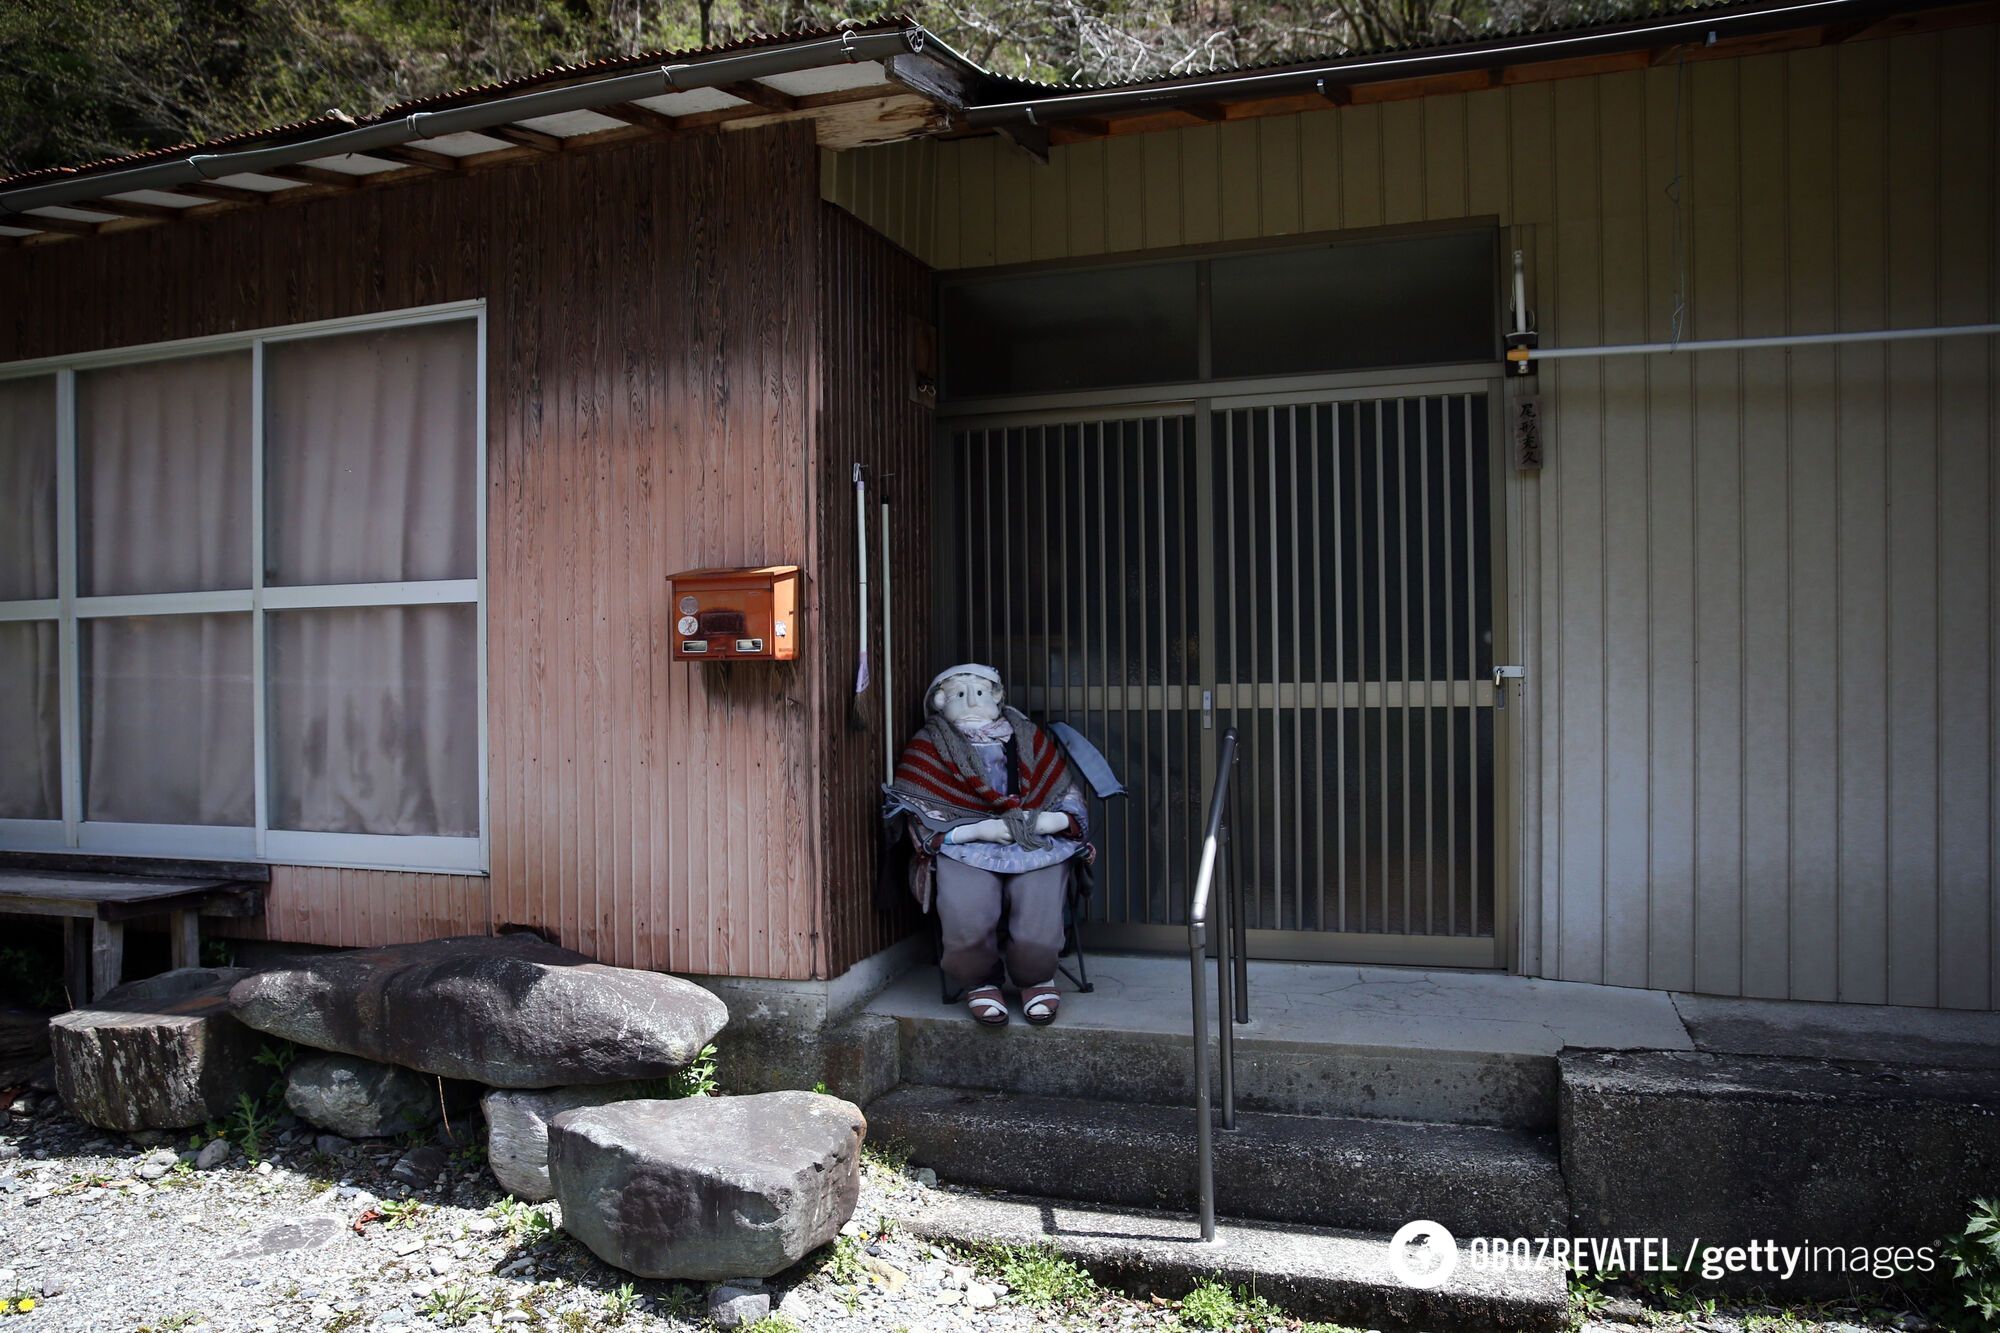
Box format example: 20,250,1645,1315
420,1284,493,1328
978,1243,1096,1308
1936,1196,2000,1331
655,1284,702,1319
323,1313,364,1333
1174,1279,1283,1330
601,1282,641,1324
450,1138,488,1172
1567,1266,1617,1327
380,1198,430,1228
489,1196,556,1242
740,1317,801,1333
860,1139,910,1176
826,1233,866,1286
204,1091,277,1162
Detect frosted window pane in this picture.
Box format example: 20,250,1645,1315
0,376,57,601
78,352,253,595
0,621,60,820
943,262,1198,396
83,614,254,826
265,321,478,586
268,604,478,836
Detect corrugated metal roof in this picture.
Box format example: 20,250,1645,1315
976,0,1787,93
0,17,923,192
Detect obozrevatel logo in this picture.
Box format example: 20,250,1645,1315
1387,1220,1460,1289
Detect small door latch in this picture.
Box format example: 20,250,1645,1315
1202,688,1214,730
1492,664,1524,708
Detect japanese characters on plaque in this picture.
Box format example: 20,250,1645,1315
1513,394,1544,471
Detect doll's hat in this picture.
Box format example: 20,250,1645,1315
926,663,1002,702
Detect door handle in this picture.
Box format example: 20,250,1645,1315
1492,664,1524,708
1202,688,1213,730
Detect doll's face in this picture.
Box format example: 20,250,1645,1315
932,673,1003,725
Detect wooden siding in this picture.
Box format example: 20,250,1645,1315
4,123,839,980
825,25,2000,1007
815,205,934,975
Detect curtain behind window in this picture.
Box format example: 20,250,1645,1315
265,322,477,586
78,353,252,595
0,376,56,602
83,614,254,826
0,377,59,820
264,320,479,836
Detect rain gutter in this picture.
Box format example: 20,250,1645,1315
963,0,1907,128
1,27,928,217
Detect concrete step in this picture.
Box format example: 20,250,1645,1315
868,1083,1569,1239
894,1183,1569,1333
889,1011,1558,1129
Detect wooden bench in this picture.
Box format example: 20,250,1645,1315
0,858,266,1004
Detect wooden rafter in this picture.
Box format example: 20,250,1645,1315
73,196,189,222
369,144,466,172
15,212,102,237
486,124,566,153
717,80,799,113
601,102,681,135
265,164,366,190
168,180,280,205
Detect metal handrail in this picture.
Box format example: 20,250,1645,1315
1188,726,1242,1243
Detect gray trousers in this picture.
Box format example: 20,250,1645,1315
934,857,1069,990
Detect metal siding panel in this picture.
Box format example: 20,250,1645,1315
1691,59,1745,998
1066,138,1108,258
1180,124,1222,247
1380,100,1425,224
1466,88,1511,223
1423,94,1468,222
1598,69,1652,989
1834,39,1891,1004
1299,110,1342,233
1551,74,1607,983
1257,117,1301,237
1783,45,1843,1002
1218,120,1261,241
1029,146,1069,260
993,144,1034,267
1936,26,1997,1010
1106,136,1146,253
1143,131,1184,249
1341,104,1385,230
1736,54,1791,999
1641,61,1698,995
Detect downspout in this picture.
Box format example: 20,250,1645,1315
962,0,1904,130
0,27,926,217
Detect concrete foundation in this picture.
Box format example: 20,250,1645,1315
687,936,922,1095
1561,1049,2000,1295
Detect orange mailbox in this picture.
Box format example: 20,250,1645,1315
666,565,800,662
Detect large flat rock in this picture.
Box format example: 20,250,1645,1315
228,935,728,1089
51,967,269,1131
549,1091,865,1281
483,1082,654,1202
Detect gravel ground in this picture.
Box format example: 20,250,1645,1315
0,1087,1938,1333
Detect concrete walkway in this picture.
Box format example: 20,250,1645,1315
866,951,2000,1067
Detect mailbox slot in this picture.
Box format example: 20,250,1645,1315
666,565,800,663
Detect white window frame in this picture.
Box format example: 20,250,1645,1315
0,300,489,875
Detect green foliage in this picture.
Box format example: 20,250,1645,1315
252,1039,298,1075
980,1243,1096,1309
740,1317,800,1333
826,1233,866,1286
419,1284,491,1327
488,1196,556,1243
199,939,234,968
1567,1266,1616,1328
379,1197,430,1228
601,1282,640,1324
1174,1279,1283,1331
203,1090,277,1161
1937,1197,2000,1331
